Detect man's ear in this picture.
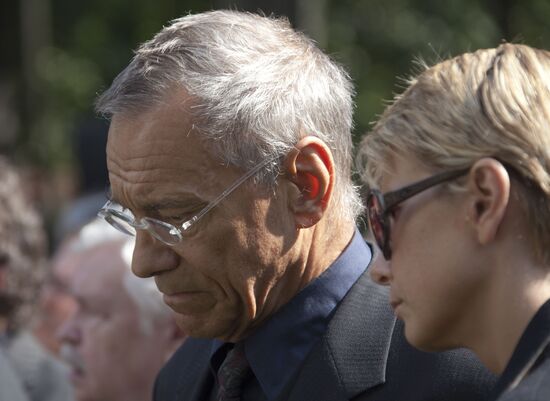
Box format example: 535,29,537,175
284,136,335,229
466,158,511,244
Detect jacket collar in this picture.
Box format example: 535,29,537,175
283,262,396,401
493,298,550,397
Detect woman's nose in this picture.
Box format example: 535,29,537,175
369,255,392,286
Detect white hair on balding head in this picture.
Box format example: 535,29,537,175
96,10,362,224
74,219,172,335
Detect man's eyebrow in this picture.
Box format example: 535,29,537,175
141,196,205,213
106,185,205,213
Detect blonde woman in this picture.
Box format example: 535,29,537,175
357,44,550,400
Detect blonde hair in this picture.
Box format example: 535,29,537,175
357,44,550,263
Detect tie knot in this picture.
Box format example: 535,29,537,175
217,343,251,401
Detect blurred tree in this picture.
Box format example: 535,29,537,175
20,0,215,169
324,0,550,142
2,0,549,176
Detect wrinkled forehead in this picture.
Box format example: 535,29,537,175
107,98,200,159
105,103,243,211
107,119,204,172
106,86,207,157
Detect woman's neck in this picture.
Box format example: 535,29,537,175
468,259,550,374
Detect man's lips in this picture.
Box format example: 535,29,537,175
162,291,203,309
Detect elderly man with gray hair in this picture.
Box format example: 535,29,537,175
95,10,495,401
57,219,184,401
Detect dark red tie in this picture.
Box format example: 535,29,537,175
216,343,251,401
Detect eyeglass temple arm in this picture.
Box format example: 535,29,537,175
383,168,470,211
181,157,279,230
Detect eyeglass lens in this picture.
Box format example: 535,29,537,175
366,192,388,255
143,218,182,245
104,212,137,236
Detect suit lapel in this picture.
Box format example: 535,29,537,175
181,368,213,401
284,268,396,401
493,299,550,397
171,338,215,401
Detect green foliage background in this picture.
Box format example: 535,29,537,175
2,0,550,169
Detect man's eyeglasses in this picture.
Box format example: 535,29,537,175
365,167,470,260
98,158,277,246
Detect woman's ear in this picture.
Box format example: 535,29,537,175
466,158,511,245
284,136,335,229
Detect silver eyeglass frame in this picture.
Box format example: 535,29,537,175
98,157,278,246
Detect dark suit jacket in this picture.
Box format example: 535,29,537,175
494,299,550,401
154,269,496,401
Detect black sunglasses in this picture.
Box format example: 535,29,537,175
365,167,470,260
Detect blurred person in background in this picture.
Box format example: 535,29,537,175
32,237,79,356
358,43,550,400
0,252,29,401
34,117,109,356
0,156,74,401
58,219,185,401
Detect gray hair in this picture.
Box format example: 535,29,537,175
96,10,362,223
72,219,172,335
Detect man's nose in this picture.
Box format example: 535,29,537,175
131,231,180,278
369,255,392,286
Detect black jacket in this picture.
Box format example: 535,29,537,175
494,299,550,401
154,267,496,401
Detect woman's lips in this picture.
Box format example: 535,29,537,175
390,299,403,316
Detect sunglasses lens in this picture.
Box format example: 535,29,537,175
367,193,386,252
